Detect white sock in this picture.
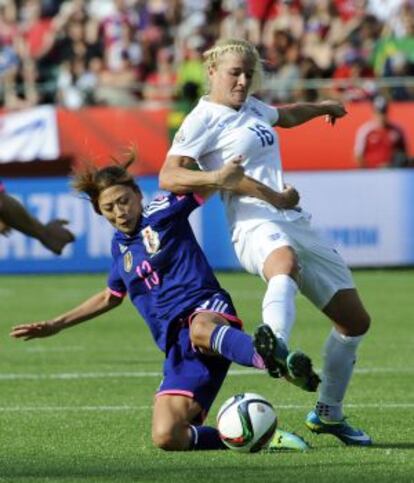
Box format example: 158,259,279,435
317,328,364,421
262,274,298,344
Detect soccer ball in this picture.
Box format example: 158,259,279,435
216,393,277,453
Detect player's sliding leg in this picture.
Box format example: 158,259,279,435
190,313,266,369
306,289,372,446
188,425,226,450
152,394,226,451
154,320,234,451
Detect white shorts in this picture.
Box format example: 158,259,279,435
233,217,355,309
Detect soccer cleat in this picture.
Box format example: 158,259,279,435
254,324,320,392
253,324,288,378
285,352,321,392
267,428,311,452
305,410,372,446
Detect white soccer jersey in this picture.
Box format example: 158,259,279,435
168,95,306,240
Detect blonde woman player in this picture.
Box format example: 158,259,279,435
160,39,372,446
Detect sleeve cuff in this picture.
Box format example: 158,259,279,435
108,288,126,298
193,193,205,205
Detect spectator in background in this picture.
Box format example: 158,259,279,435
262,0,304,44
263,28,294,75
266,36,301,103
56,57,98,109
175,38,205,98
301,23,335,77
0,41,21,108
246,0,277,34
331,55,376,102
220,0,260,45
296,56,323,102
354,95,410,168
0,1,40,109
142,47,176,104
1,0,413,108
18,0,57,104
96,49,141,106
383,51,414,101
167,80,199,142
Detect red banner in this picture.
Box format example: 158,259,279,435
58,107,169,175
57,102,414,174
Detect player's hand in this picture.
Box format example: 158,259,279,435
0,219,11,236
320,100,347,126
41,219,76,255
277,184,300,209
216,156,245,191
10,321,62,340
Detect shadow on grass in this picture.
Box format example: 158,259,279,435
372,442,414,450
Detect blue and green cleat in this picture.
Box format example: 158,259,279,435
254,324,320,392
267,429,311,452
305,410,372,446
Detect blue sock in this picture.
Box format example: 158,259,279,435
189,425,227,450
210,325,265,369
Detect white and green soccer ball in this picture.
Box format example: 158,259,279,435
216,393,278,453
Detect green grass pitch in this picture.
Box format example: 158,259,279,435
1,270,413,482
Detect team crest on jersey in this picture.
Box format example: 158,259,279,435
118,243,128,254
141,226,161,255
174,128,186,144
123,251,133,272
250,106,263,117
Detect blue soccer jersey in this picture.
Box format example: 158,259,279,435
107,193,234,352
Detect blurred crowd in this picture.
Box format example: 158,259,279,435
1,0,414,110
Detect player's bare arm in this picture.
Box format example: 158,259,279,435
159,155,245,195
0,218,11,236
160,155,299,209
231,178,300,210
10,288,123,340
160,155,220,193
276,101,347,128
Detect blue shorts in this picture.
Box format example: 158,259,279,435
156,292,242,422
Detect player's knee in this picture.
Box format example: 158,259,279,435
339,310,371,336
286,249,299,276
264,246,299,280
357,310,371,335
152,425,186,451
189,319,211,349
352,306,371,335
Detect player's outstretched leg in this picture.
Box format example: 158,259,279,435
305,409,372,446
254,324,320,391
